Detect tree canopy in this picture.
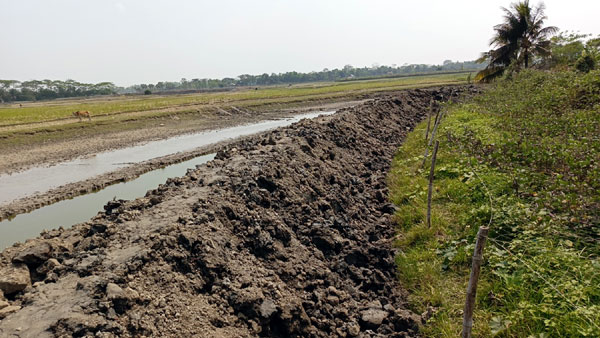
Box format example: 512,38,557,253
0,80,116,103
546,32,600,72
476,0,558,82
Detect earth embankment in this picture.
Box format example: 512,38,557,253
0,86,477,337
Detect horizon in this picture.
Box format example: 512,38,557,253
1,60,481,88
1,0,599,87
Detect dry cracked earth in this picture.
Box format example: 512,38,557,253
0,86,477,337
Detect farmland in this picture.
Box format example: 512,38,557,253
0,72,470,175
0,72,468,126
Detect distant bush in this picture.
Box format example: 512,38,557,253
575,53,596,73
547,32,600,71
144,89,152,95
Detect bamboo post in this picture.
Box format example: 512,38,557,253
429,110,443,147
426,140,439,228
462,226,490,338
421,109,444,169
424,100,433,142
432,108,440,135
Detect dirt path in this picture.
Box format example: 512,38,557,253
0,86,478,337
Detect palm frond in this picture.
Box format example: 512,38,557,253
538,26,559,38
475,66,506,82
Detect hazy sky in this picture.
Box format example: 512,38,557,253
1,0,598,86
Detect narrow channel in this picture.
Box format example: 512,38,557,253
0,111,332,206
0,154,214,250
0,111,333,249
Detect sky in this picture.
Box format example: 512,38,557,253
1,0,598,86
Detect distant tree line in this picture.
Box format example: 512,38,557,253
545,32,600,72
0,80,116,103
0,60,484,102
123,60,484,94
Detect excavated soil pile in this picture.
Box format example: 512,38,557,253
0,86,476,337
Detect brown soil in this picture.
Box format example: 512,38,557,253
0,86,479,337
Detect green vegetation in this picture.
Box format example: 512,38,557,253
126,61,482,93
0,79,116,103
548,32,600,72
476,0,557,82
336,70,475,83
389,70,600,337
0,62,483,103
0,72,466,126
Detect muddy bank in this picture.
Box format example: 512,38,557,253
0,139,222,221
0,86,478,337
0,100,364,176
0,124,310,222
0,101,360,221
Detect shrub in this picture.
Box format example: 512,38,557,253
575,53,597,73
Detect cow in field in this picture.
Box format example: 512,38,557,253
73,110,92,121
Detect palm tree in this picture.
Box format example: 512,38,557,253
476,0,558,82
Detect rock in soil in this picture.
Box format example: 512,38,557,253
0,290,8,310
11,242,52,266
0,306,20,319
0,86,478,337
0,264,31,295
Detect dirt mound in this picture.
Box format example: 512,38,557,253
0,86,478,337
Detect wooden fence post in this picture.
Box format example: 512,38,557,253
426,140,439,228
421,109,444,170
425,100,433,142
462,226,490,338
429,110,444,147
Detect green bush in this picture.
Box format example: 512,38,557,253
575,53,596,73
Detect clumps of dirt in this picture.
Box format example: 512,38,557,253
0,86,479,337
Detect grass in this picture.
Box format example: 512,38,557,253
336,70,477,82
0,73,467,126
389,69,600,337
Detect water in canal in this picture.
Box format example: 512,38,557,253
0,111,331,206
0,111,333,249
